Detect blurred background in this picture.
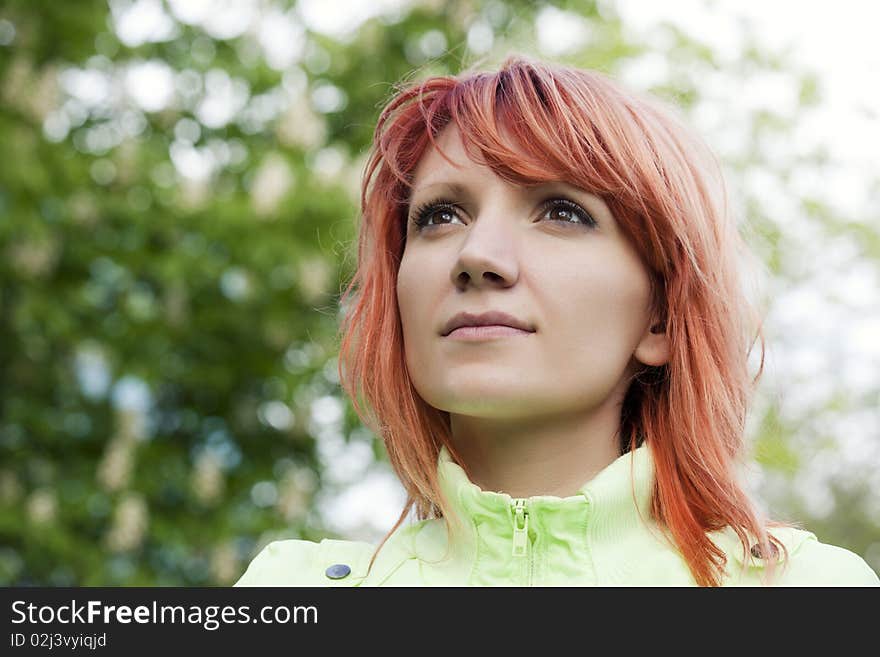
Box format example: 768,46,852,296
0,0,878,585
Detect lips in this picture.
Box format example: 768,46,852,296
442,310,535,336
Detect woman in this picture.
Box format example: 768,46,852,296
236,54,879,587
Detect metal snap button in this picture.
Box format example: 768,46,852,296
325,563,352,579
750,543,779,560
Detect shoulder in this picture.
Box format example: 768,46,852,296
712,525,879,586
234,538,377,587
774,532,879,586
235,520,434,588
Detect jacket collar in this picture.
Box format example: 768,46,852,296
436,441,655,549
363,442,801,585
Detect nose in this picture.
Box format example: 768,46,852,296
450,210,520,289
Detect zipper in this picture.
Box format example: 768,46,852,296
511,498,534,585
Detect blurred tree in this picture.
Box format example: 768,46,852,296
0,0,876,585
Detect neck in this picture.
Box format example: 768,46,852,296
447,397,625,498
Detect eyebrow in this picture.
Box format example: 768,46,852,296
411,178,590,200
410,181,472,200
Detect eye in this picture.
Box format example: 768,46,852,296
408,196,597,232
409,198,463,231
538,198,597,228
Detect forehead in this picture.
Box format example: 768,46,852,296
409,125,591,202
411,125,474,183
410,124,546,198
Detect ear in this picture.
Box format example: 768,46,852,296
633,319,670,367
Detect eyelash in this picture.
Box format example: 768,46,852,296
408,197,597,232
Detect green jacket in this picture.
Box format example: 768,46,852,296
235,443,879,586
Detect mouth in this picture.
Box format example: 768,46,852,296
444,325,535,341
441,310,535,337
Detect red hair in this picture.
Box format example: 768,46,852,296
337,53,794,586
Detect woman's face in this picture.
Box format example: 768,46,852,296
397,124,668,421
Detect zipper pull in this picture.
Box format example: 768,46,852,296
512,499,529,557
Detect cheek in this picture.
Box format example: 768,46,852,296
396,258,445,400
539,256,650,355
396,254,433,350
396,252,421,315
